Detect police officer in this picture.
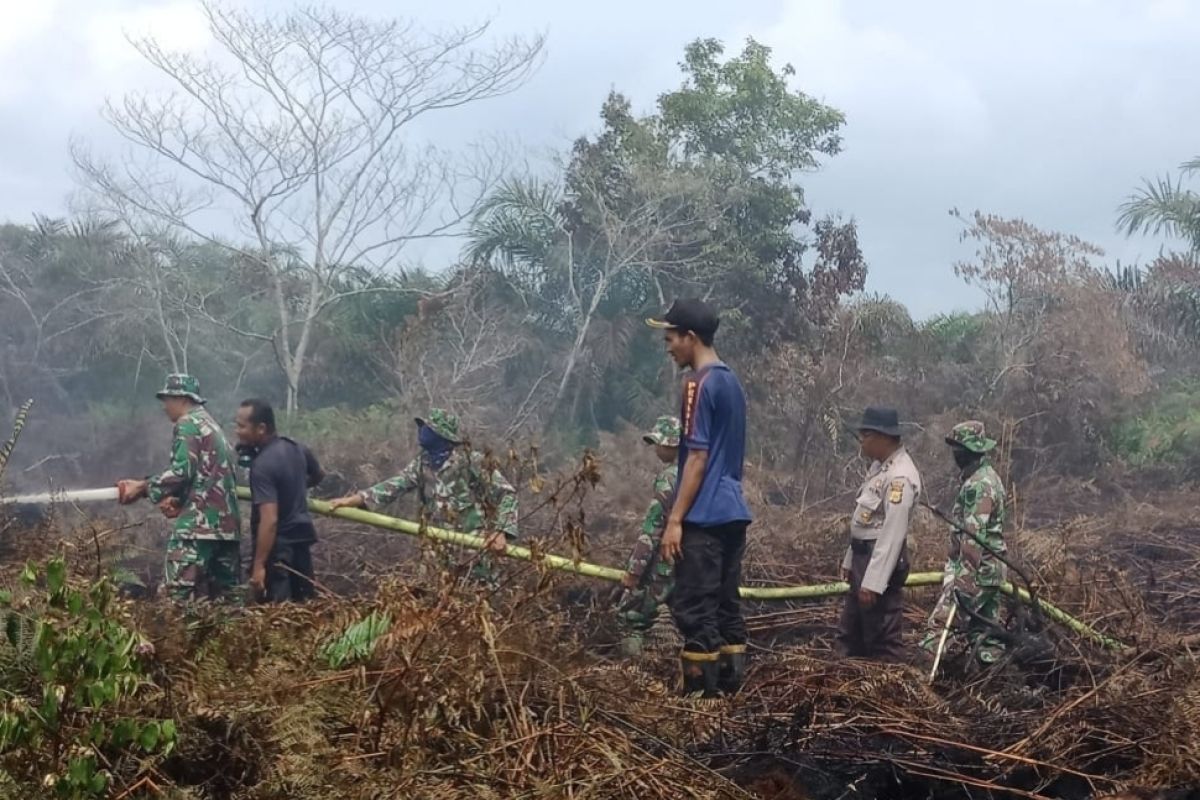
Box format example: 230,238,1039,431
838,407,922,662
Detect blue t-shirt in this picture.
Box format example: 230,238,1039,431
677,362,752,526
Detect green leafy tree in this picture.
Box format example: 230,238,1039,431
468,37,866,431
608,38,866,347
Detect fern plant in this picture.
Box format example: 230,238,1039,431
322,611,392,668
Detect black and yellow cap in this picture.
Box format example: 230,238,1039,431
645,298,720,335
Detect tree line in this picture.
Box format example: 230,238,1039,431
3,1,1200,491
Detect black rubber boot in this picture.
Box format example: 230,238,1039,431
681,651,720,697
718,644,747,695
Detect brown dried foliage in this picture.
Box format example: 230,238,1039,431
4,445,1200,800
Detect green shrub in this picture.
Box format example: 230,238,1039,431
1108,380,1200,470
0,558,173,798
287,401,405,449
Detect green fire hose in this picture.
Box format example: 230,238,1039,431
235,488,1124,650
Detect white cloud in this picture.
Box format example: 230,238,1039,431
0,1,211,106
1147,0,1192,24
84,1,210,71
0,0,60,100
753,0,992,155
0,0,57,53
3,0,1199,315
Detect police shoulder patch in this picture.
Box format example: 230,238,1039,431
888,479,905,504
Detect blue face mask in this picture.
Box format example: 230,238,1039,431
418,424,455,470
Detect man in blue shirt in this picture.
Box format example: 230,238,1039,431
647,298,752,697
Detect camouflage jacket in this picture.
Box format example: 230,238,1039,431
359,448,519,538
147,407,241,541
951,460,1007,584
623,465,678,581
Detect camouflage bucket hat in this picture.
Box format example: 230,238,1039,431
945,420,996,454
415,408,462,443
155,373,206,405
642,415,682,447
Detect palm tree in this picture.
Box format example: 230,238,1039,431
468,177,634,419
465,178,567,287
1118,156,1200,253
466,172,706,420
1103,257,1200,364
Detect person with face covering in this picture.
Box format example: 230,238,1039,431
922,421,1009,664
838,407,923,662
327,409,518,586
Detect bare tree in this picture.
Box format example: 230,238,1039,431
467,164,729,413
951,209,1102,403
951,210,1150,472
380,278,551,438
0,219,128,405
118,227,197,375
74,2,543,411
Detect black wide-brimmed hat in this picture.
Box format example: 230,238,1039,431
856,406,902,438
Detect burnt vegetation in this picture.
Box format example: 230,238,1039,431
4,3,1200,798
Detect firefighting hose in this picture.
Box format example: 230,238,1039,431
0,483,1122,650
222,488,1125,651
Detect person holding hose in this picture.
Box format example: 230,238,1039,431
923,421,1009,663
234,398,324,603
326,409,517,587
117,374,241,602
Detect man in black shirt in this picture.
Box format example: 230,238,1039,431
234,398,324,603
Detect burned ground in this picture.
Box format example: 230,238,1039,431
2,444,1199,800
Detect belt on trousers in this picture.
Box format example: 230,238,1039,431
849,538,876,555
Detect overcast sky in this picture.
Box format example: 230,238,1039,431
1,0,1196,317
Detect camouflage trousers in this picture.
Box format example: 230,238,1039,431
418,543,503,590
465,552,501,590
616,572,674,635
968,553,1007,663
921,555,1006,663
615,573,677,657
164,534,241,602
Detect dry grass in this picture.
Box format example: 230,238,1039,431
5,436,1200,799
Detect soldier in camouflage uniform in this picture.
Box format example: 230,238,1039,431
923,420,1009,663
615,416,681,657
118,374,242,602
328,409,518,586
